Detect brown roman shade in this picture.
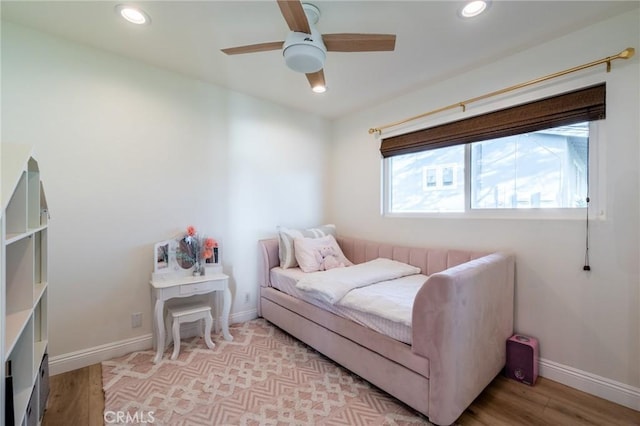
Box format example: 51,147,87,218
380,83,606,158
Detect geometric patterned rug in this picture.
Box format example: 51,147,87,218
102,318,433,425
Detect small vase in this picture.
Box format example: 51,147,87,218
193,261,202,276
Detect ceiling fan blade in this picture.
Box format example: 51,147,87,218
323,34,396,52
221,41,284,55
277,0,311,34
306,69,325,90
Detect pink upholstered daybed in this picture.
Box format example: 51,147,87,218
258,236,515,425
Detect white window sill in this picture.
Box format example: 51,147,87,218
383,208,605,221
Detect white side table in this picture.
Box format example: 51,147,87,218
150,272,233,364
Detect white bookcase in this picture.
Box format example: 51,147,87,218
1,144,50,425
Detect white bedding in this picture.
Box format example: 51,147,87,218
339,274,427,326
270,265,427,344
295,258,421,304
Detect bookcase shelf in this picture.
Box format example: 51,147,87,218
2,144,50,425
4,310,31,359
7,319,33,423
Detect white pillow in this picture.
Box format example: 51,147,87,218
294,235,352,273
278,224,336,269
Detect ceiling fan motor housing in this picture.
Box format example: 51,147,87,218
283,27,327,73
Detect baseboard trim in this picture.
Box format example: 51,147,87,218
230,308,258,324
49,309,259,376
49,334,153,376
539,357,640,411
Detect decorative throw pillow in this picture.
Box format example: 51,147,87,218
294,235,352,273
278,224,336,269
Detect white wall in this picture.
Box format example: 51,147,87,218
1,22,328,357
329,8,640,398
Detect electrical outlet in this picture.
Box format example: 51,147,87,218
244,292,250,303
131,312,142,328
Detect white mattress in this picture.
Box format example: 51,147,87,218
270,267,427,344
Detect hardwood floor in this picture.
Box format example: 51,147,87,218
42,363,639,425
42,364,104,426
457,376,640,426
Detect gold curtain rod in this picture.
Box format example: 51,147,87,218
369,47,635,135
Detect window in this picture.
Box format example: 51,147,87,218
442,166,455,187
381,83,604,216
422,164,460,191
424,167,437,188
386,123,590,213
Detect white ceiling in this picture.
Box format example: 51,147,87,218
2,1,638,119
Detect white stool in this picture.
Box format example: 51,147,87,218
165,303,215,360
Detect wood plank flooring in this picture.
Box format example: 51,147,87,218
42,363,639,425
42,363,104,426
457,375,640,425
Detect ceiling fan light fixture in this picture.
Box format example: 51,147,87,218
459,1,490,18
312,85,326,94
284,44,326,73
115,4,151,25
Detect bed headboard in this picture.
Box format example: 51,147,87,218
258,236,489,289
336,236,489,276
258,238,280,288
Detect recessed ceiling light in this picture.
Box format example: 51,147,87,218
460,1,490,18
116,4,151,25
312,85,327,94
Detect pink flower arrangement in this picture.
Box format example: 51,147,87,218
203,237,217,261
178,226,218,273
204,237,215,249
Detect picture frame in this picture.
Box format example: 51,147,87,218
153,239,175,274
203,241,221,276
204,246,219,264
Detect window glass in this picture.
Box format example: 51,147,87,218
471,122,588,209
385,122,589,214
425,168,437,188
389,145,465,212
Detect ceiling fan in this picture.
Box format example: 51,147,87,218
221,0,396,93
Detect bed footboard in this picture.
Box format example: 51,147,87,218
412,252,515,425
